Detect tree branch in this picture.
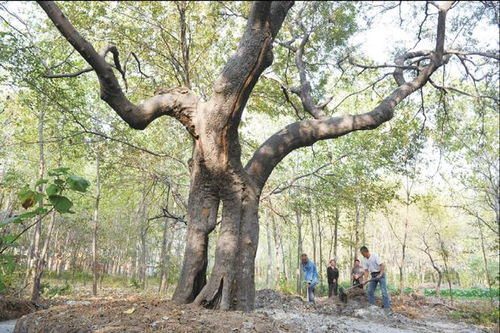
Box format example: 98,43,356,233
44,67,94,79
37,1,199,132
246,3,455,189
208,1,293,129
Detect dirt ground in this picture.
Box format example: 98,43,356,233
11,289,496,333
0,298,37,321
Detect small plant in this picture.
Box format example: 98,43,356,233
129,278,142,290
0,167,90,293
41,282,73,298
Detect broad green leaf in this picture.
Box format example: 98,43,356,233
48,167,71,176
46,184,61,196
48,195,73,213
66,175,90,192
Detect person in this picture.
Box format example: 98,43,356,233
327,259,339,297
360,246,391,311
351,259,364,288
300,253,319,304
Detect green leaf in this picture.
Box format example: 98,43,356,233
48,167,71,177
46,184,61,196
18,207,48,220
0,216,21,227
66,175,90,193
54,179,64,185
18,211,39,219
35,179,49,186
48,195,73,213
34,192,44,202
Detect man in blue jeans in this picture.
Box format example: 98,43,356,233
360,246,391,311
300,253,319,304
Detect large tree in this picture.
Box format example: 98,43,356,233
36,1,497,310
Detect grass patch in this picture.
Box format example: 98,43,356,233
450,307,499,326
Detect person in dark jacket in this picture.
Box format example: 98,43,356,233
327,259,339,297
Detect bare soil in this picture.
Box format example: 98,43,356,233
12,289,494,333
0,298,37,321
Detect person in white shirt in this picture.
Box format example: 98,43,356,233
360,246,391,310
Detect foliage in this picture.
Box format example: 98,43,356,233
40,281,73,298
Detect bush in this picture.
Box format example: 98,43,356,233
424,287,499,299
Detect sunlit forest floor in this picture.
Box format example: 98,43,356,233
2,274,498,333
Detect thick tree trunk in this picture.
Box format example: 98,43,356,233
193,169,260,311
172,148,219,304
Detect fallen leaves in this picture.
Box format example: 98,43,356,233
122,307,135,314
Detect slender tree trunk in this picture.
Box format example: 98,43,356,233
422,239,442,297
328,219,334,261
334,206,339,260
295,210,303,294
437,233,453,304
283,235,289,281
349,231,353,271
310,213,316,267
159,219,173,294
139,227,147,288
30,106,45,303
354,198,360,261
265,217,273,287
317,211,323,280
92,145,100,296
362,205,367,246
271,213,282,284
400,179,410,295
477,217,493,304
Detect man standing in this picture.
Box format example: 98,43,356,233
351,259,364,288
301,253,319,304
360,246,391,310
327,259,339,297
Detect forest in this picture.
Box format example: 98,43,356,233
0,1,498,332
